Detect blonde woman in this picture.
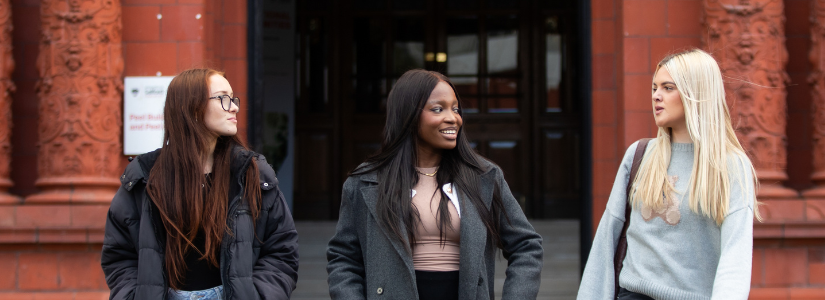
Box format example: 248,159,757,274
577,49,760,300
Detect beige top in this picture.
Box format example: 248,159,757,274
411,167,461,271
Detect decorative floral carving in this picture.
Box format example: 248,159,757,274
703,0,797,198
805,0,825,198
27,0,123,203
0,0,16,202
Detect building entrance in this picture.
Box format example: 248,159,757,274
284,0,586,220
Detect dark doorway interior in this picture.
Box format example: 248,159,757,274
250,0,588,221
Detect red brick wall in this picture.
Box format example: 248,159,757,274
1,0,249,297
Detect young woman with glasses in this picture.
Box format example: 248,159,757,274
577,49,761,300
102,68,299,300
326,69,543,300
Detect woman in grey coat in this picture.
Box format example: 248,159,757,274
326,69,543,300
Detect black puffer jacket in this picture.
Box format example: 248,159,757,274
101,147,299,300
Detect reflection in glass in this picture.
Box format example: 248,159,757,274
460,96,479,114
452,77,478,95
447,18,479,76
353,18,387,113
306,18,328,112
487,16,518,74
546,17,563,113
393,19,424,74
486,78,517,94
488,97,518,113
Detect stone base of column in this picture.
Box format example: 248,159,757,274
0,178,19,204
803,171,825,198
24,177,120,204
757,170,800,199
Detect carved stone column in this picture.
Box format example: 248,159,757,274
0,0,14,203
703,0,797,199
805,0,825,198
26,0,123,203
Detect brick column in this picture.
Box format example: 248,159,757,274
703,0,798,201
0,0,15,203
805,0,825,200
25,0,123,203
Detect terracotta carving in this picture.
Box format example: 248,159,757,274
805,0,825,198
703,0,797,199
26,0,123,203
0,0,15,203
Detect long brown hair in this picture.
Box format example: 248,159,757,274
146,68,262,289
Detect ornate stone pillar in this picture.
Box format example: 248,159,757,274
26,0,123,203
805,0,825,198
703,0,797,199
0,0,14,203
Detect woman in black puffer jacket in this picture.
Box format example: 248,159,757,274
101,68,299,300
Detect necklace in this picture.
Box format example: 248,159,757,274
416,168,438,177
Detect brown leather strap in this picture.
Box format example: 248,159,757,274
613,138,652,299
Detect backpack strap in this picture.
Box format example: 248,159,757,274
613,138,652,298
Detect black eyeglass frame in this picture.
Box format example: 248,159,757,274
209,95,241,111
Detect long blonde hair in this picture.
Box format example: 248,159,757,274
630,49,761,225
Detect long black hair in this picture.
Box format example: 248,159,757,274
350,69,509,250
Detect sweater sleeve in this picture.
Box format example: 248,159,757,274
711,156,755,300
577,141,640,300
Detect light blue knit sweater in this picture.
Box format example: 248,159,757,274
577,140,755,300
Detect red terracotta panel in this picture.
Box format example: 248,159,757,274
592,90,617,125
786,37,811,74
0,253,16,290
592,20,616,55
0,206,14,227
752,248,764,286
73,292,110,300
11,5,39,44
122,0,175,4
58,253,106,290
593,54,616,90
624,111,655,144
666,0,702,36
15,205,71,227
592,0,615,20
0,293,34,300
177,42,207,71
623,37,650,74
749,288,789,300
593,125,618,161
70,205,108,228
649,37,701,67
38,230,87,243
764,248,807,286
807,200,825,220
222,0,246,25
220,25,247,59
623,0,666,36
122,6,160,42
785,0,811,36
810,263,825,285
124,42,177,76
623,74,653,111
593,160,618,197
18,253,58,290
789,288,825,300
160,5,205,42
760,200,806,221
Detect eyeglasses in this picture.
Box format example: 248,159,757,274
209,95,241,111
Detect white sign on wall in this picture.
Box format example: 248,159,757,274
123,76,174,155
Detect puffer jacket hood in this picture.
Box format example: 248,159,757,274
102,146,298,300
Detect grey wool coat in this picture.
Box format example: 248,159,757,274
326,160,543,300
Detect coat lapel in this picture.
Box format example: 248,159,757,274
458,170,496,300
359,184,416,275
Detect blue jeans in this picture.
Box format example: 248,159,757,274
167,285,224,300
